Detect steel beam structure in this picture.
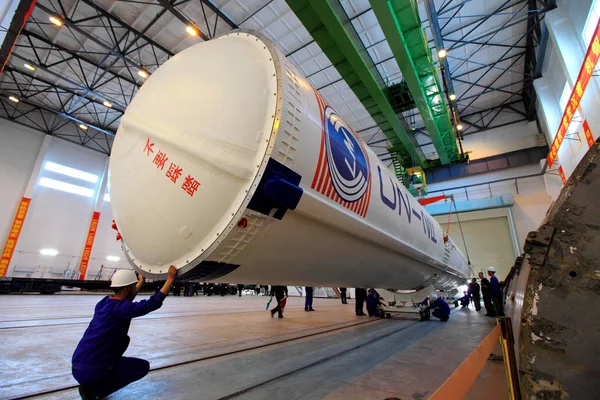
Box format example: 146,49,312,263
286,0,427,167
371,0,461,165
0,0,37,75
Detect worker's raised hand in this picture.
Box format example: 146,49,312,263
167,265,178,280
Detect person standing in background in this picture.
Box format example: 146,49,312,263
355,288,367,316
479,272,494,316
339,288,348,304
468,278,481,311
487,267,504,317
237,284,244,297
270,285,288,318
304,286,315,312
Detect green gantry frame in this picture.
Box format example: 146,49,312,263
370,0,462,165
286,0,426,168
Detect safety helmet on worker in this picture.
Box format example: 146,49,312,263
111,270,139,288
429,293,438,302
487,266,496,272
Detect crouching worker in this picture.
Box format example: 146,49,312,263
454,291,470,308
419,293,450,322
72,265,178,399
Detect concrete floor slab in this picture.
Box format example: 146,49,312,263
0,294,508,400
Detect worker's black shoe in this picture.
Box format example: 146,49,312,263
78,385,101,400
270,310,275,318
278,315,284,319
309,308,315,311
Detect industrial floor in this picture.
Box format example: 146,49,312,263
0,293,507,400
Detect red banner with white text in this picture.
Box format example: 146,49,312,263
79,212,100,280
547,19,600,167
0,197,31,276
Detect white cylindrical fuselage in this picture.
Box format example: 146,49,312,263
109,31,470,290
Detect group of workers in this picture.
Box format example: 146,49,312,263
454,266,504,317
72,266,506,399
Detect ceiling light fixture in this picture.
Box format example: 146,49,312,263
49,16,63,27
40,248,59,256
103,100,112,108
456,124,463,131
8,96,19,103
449,93,456,101
438,49,447,59
138,70,149,79
24,63,35,71
186,26,198,36
106,255,120,262
79,124,88,130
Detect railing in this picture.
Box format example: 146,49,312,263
426,173,544,202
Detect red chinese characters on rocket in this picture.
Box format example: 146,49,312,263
143,138,200,197
182,175,201,197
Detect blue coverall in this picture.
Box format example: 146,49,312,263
72,292,166,398
423,297,451,321
488,275,504,316
366,290,381,316
458,294,470,307
305,286,314,311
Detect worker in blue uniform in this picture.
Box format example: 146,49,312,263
487,266,504,316
72,266,177,399
304,286,315,311
420,293,450,321
455,291,470,308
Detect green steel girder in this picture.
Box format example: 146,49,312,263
370,0,461,165
286,0,427,167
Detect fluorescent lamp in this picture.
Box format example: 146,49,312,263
44,161,98,183
24,64,35,71
39,177,94,198
79,124,88,130
40,248,58,256
106,256,120,262
9,96,19,103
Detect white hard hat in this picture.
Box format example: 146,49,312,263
111,270,138,288
487,266,496,272
429,293,438,301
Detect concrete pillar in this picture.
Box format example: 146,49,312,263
546,7,587,87
0,135,52,277
77,157,109,280
534,77,562,145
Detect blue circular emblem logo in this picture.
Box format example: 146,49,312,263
324,107,370,203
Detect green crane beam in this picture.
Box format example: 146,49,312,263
286,0,427,167
370,0,462,165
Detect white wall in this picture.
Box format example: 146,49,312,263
0,118,129,278
535,0,600,179
461,120,544,160
427,161,553,252
0,119,44,250
434,209,517,280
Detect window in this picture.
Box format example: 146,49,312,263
559,83,582,134
39,177,94,198
583,0,600,46
44,161,98,183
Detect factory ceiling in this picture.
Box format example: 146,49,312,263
0,0,552,167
